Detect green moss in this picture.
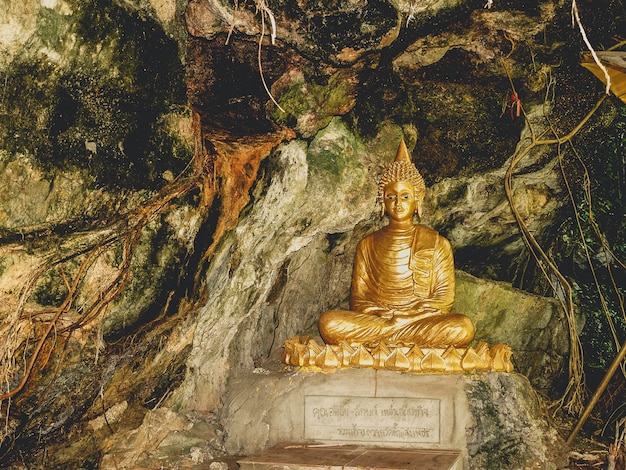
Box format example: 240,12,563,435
36,7,72,51
309,147,347,174
271,76,308,124
32,264,73,307
323,73,354,111
271,70,355,131
307,119,357,175
101,212,190,338
0,0,188,190
32,280,69,308
0,58,57,165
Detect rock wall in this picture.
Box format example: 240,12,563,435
0,0,202,466
0,0,624,467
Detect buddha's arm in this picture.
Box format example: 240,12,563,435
424,235,456,313
349,239,396,318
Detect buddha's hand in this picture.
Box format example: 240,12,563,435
391,315,414,327
358,305,395,319
391,308,437,327
394,304,441,320
378,310,395,320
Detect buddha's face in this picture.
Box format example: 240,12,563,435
383,181,419,223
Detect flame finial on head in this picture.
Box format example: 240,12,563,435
378,139,426,202
395,138,412,165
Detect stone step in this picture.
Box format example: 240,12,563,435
238,443,463,470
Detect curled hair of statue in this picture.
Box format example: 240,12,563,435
378,139,426,203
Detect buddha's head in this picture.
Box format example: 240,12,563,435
378,139,426,219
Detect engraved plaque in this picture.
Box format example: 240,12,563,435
304,395,440,444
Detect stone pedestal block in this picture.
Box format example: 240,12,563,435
238,444,463,470
222,366,567,469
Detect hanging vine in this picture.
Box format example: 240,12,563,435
0,112,218,449
494,0,626,420
502,83,607,414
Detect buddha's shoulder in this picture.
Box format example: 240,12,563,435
414,224,439,237
413,224,452,251
357,231,377,247
357,228,390,248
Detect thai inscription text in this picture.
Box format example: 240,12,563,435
305,396,440,444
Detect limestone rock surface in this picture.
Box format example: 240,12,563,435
455,270,581,395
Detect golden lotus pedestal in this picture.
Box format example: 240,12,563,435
282,336,514,374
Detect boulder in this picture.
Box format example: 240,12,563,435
455,270,581,396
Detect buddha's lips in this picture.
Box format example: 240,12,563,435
391,207,409,216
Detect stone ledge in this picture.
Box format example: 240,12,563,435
238,443,463,470
222,365,568,469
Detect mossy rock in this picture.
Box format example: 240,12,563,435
0,0,190,190
271,69,357,138
307,117,362,176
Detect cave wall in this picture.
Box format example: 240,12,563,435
0,0,624,467
0,0,203,466
178,0,623,412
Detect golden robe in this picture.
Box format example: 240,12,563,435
319,224,475,347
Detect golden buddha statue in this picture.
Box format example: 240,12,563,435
318,140,475,349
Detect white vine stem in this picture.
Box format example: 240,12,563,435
572,0,611,95
257,0,285,113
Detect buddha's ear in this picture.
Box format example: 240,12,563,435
416,196,424,218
